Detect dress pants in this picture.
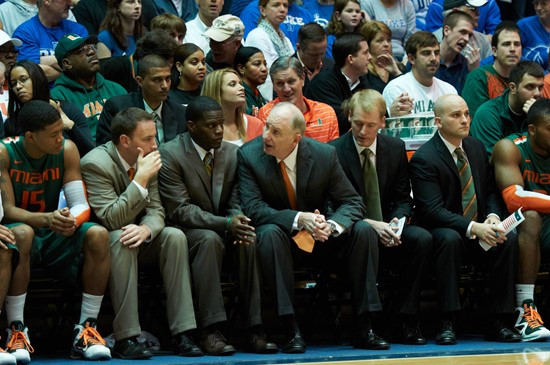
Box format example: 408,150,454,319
380,225,433,315
255,220,381,317
431,227,518,314
186,228,263,328
109,227,196,341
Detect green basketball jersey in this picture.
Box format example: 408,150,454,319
513,134,550,195
3,137,65,212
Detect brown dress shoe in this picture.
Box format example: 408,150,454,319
248,330,278,354
199,330,235,356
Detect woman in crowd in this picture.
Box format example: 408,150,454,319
233,47,268,117
360,0,416,63
97,0,145,58
245,0,294,67
326,0,365,58
201,68,264,146
360,21,404,93
3,60,94,156
169,43,206,107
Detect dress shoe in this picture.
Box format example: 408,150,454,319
486,322,521,343
353,330,390,350
172,333,204,357
112,337,152,360
435,321,457,345
281,332,306,354
398,322,427,345
248,329,278,354
199,330,235,356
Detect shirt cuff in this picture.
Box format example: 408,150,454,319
466,221,475,239
487,213,500,221
292,212,301,231
142,225,153,243
327,219,344,237
132,180,148,198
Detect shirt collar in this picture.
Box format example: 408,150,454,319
191,138,215,161
352,135,377,158
143,100,163,118
115,147,135,172
277,142,299,172
438,131,463,156
341,69,360,91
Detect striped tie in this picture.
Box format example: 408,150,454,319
203,152,213,177
455,147,477,222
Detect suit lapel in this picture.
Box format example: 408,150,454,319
211,146,225,214
296,141,313,210
161,101,176,142
434,133,459,180
106,142,131,188
183,134,213,197
263,153,289,207
343,133,365,197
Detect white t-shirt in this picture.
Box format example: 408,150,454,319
184,15,210,55
382,71,457,116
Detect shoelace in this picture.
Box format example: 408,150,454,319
80,325,107,347
524,304,545,329
7,330,34,353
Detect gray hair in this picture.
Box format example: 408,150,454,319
270,102,306,136
269,56,304,80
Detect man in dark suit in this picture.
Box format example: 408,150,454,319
95,54,187,146
238,102,388,353
158,97,277,355
330,89,432,345
81,107,200,359
409,94,520,344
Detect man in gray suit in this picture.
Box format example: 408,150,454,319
158,96,277,355
81,107,201,359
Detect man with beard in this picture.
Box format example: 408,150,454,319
383,31,457,117
471,61,544,156
51,34,126,143
436,11,476,94
96,54,187,146
13,0,87,82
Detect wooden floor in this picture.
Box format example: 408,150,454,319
291,351,550,364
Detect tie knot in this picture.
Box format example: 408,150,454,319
455,147,465,161
204,152,213,164
361,148,374,159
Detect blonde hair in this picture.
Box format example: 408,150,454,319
343,89,386,119
201,68,247,140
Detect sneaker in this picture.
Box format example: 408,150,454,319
70,318,111,360
5,322,33,364
0,345,15,365
515,299,550,341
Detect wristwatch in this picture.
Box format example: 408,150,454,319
328,222,337,235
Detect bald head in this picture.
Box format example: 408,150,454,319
269,102,306,136
263,102,305,160
434,94,471,146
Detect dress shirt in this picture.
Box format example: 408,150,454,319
143,100,164,143
353,135,377,168
191,138,215,163
341,69,360,91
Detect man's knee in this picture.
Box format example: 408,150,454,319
256,224,289,255
521,210,542,235
160,226,189,252
431,227,463,250
11,224,34,255
84,225,110,256
351,220,378,244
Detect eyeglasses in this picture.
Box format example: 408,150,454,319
71,44,97,56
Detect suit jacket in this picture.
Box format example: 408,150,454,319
158,133,241,234
95,91,187,146
152,0,197,22
238,136,365,234
409,133,499,236
80,141,165,238
330,132,412,221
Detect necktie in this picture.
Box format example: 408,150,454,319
361,149,383,221
127,167,135,181
455,147,478,222
152,112,164,144
203,152,213,177
279,161,297,210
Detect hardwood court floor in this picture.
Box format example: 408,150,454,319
296,351,550,365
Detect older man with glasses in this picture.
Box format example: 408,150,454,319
518,0,550,71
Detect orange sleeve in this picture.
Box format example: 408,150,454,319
502,185,550,213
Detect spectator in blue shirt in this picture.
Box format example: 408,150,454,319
518,0,550,71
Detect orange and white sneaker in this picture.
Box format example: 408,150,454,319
70,318,111,360
0,345,15,365
5,322,33,364
515,299,550,342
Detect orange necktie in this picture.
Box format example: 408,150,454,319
127,167,135,181
279,161,297,210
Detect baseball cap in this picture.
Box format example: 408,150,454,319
204,15,245,42
443,0,488,10
55,33,98,62
0,30,22,48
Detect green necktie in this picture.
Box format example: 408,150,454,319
203,152,213,178
455,147,478,222
361,149,383,221
153,112,164,144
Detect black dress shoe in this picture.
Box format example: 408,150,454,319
399,322,427,345
485,322,522,343
435,321,457,345
248,329,278,354
113,337,153,359
199,330,236,356
172,333,204,357
281,332,306,354
353,330,390,350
